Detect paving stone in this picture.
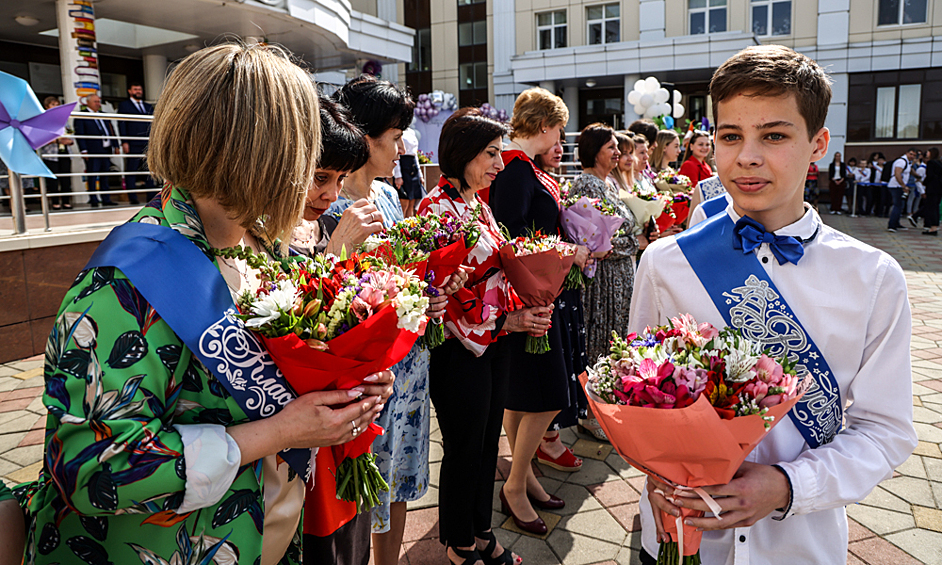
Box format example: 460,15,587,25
605,452,644,479
565,457,623,486
847,518,876,542
846,504,915,535
546,529,620,565
913,405,942,424
606,503,641,533
400,538,440,565
559,427,578,446
11,367,41,381
586,480,641,508
0,412,42,435
428,462,440,488
18,429,45,447
930,482,942,509
3,386,42,401
402,507,439,542
881,476,936,508
551,483,602,516
25,396,45,414
896,453,928,479
493,527,520,554
0,397,34,413
6,461,41,484
913,505,942,533
0,431,27,454
571,439,613,461
884,527,942,564
845,552,867,565
557,508,627,544
428,440,442,464
0,378,20,393
913,440,942,459
509,531,562,565
1,444,43,466
913,382,939,396
407,486,437,511
614,547,643,565
0,458,20,479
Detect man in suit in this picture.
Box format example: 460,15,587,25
74,93,117,207
118,82,155,204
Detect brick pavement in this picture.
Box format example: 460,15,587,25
1,213,941,564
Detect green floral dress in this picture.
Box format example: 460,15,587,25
19,187,302,565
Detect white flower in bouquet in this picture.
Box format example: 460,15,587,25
718,334,763,382
245,280,299,328
361,235,386,253
394,289,430,333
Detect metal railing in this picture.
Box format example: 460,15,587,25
2,110,155,235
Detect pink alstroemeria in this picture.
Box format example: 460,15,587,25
673,366,710,398
351,296,373,322
754,354,784,384
669,313,719,347
743,380,770,403
358,284,387,311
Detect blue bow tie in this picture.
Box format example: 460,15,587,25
733,216,805,265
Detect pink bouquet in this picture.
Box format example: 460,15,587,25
560,195,625,283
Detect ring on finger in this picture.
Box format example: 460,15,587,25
351,420,360,437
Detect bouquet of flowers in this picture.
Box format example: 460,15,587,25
498,232,576,353
223,247,430,523
582,314,803,565
653,171,693,231
620,181,672,235
560,195,625,287
417,149,434,165
364,208,481,348
654,169,693,195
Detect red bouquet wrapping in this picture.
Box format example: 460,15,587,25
498,233,576,353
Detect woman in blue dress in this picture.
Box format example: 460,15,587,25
330,76,465,565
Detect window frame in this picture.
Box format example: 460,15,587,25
873,84,923,140
586,3,620,46
876,0,928,26
688,0,728,35
536,9,567,50
459,61,488,90
750,0,791,37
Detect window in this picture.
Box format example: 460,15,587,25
457,0,483,5
407,28,431,73
587,3,619,45
458,21,487,46
689,0,727,34
752,0,790,36
877,0,927,25
875,84,922,139
459,62,487,90
537,10,567,50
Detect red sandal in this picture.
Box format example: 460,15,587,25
535,434,582,472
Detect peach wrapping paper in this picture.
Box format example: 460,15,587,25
578,371,803,557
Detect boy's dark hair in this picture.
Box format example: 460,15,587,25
628,120,658,145
848,157,857,166
317,94,369,173
711,45,832,140
333,75,415,138
439,107,509,189
578,123,616,169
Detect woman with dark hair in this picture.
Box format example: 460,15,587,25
420,107,553,565
924,147,942,235
327,76,453,565
490,87,592,533
570,123,645,440
678,130,714,185
828,151,848,214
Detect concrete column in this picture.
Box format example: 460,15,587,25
56,0,100,105
562,84,579,131
623,73,641,126
540,80,557,93
143,54,168,103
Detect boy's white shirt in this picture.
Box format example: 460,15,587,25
631,204,917,565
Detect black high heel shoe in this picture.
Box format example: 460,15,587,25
447,545,483,565
475,530,522,565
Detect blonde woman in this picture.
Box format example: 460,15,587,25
649,129,681,173
24,44,395,565
489,88,592,534
609,133,636,193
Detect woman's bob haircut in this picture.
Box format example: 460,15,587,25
439,107,510,190
148,43,320,241
509,87,569,140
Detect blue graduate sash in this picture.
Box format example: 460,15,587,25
675,213,842,448
699,192,729,220
84,222,313,479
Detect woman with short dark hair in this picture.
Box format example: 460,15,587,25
924,147,942,235
569,123,643,441
421,107,553,565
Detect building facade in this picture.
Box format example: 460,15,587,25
410,0,942,159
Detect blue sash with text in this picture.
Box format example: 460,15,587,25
675,213,842,448
84,222,313,478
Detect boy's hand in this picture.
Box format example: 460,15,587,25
647,462,791,534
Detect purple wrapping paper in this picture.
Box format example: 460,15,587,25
560,197,625,278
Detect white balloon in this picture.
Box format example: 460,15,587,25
644,106,659,119
673,103,685,119
659,103,673,116
627,90,641,105
633,103,646,115
654,88,670,104
673,90,682,104
640,93,655,108
644,76,660,92
634,79,646,93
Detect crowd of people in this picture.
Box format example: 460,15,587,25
0,41,919,565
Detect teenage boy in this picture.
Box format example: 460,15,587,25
630,45,917,565
887,148,916,232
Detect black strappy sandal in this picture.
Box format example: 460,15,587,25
475,530,523,565
447,545,483,565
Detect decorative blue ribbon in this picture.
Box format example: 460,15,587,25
698,191,728,218
734,216,805,266
675,213,842,448
84,222,313,479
